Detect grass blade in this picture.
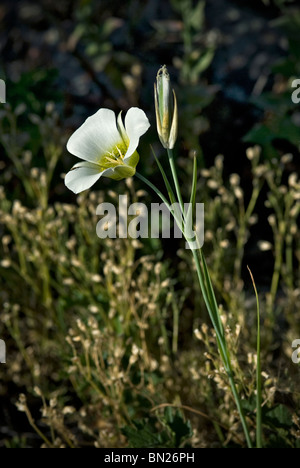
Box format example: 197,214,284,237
247,266,262,448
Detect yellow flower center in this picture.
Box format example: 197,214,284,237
100,143,127,169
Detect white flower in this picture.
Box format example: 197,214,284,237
65,107,150,194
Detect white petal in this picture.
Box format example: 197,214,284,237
67,109,123,164
123,108,150,162
65,162,103,194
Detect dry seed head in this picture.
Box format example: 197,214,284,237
215,155,224,170
249,214,258,225
229,173,240,187
91,274,102,283
268,214,276,227
200,169,211,178
194,328,202,341
22,150,32,165
72,336,81,343
158,336,165,346
62,406,76,415
108,309,116,319
125,178,133,189
161,279,170,288
129,355,138,366
63,278,74,286
132,239,143,249
279,186,287,195
149,359,158,371
123,74,136,92
234,187,243,200
247,353,254,364
16,395,27,413
264,200,271,209
89,192,97,202
50,398,57,408
114,346,123,359
254,165,267,177
132,344,140,356
12,200,25,216
40,172,47,187
76,319,86,333
235,324,241,337
136,189,147,198
290,223,297,235
154,263,162,275
88,305,99,314
281,153,293,164
225,219,236,231
246,145,261,160
258,240,273,251
207,180,219,190
34,386,42,397
83,339,90,350
62,204,76,215
66,336,73,346
220,239,229,249
289,173,298,188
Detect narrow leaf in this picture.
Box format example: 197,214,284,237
185,155,197,240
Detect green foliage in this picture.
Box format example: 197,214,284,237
170,0,217,156
244,6,300,158
122,409,193,448
263,405,300,448
243,95,300,159
1,0,300,449
6,69,61,115
171,0,215,85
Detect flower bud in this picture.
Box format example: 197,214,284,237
154,65,178,149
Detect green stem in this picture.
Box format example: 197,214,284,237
268,234,283,315
248,267,262,448
192,248,253,448
136,171,253,447
234,184,261,284
135,172,171,211
285,234,294,291
172,297,180,354
167,149,184,212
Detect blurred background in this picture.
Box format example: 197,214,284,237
0,0,300,448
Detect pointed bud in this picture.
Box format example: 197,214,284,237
154,65,178,149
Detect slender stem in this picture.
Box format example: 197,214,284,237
135,172,171,210
192,248,253,448
172,297,180,354
268,233,283,316
136,171,182,230
136,171,253,447
167,149,184,212
248,267,262,448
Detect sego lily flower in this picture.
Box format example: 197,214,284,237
65,107,150,194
